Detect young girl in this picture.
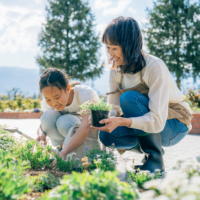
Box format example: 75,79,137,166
90,17,192,173
36,67,99,160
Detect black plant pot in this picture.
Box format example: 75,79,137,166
91,110,109,127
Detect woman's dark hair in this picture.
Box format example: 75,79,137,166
102,16,146,74
39,68,69,92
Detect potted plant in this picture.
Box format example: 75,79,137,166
79,99,112,127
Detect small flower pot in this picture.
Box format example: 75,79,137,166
91,110,109,127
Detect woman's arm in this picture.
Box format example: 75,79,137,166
59,114,91,159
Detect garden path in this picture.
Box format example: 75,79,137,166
1,119,200,180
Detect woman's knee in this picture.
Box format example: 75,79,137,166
56,115,81,137
99,131,113,147
119,91,142,108
41,110,61,130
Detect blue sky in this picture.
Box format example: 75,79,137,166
0,0,153,69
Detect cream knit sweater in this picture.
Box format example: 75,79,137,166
108,54,192,133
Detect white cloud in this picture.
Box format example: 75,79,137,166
0,3,45,53
128,7,137,14
94,0,113,10
96,23,107,34
102,0,132,16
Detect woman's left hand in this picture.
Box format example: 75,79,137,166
90,117,122,133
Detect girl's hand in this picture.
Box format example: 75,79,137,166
36,126,47,145
52,150,67,169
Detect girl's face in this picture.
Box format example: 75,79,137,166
106,44,124,66
42,86,70,111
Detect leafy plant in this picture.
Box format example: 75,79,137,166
28,173,60,192
0,149,30,200
128,169,164,189
79,98,112,115
84,144,117,171
55,152,80,173
42,169,139,200
14,140,55,170
186,88,200,109
139,156,200,200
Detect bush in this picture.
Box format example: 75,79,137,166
0,150,30,200
42,169,139,200
0,98,42,112
140,156,200,200
84,144,116,171
14,140,55,170
28,173,60,192
128,169,164,189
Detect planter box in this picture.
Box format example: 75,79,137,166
189,113,200,134
0,112,43,119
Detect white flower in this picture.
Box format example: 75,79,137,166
155,169,161,173
107,158,111,161
97,155,100,158
75,158,80,161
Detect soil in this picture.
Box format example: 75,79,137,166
20,169,70,200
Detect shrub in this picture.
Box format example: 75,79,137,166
15,140,55,170
28,173,60,192
140,156,200,200
0,150,30,200
55,152,81,173
42,169,139,200
128,169,164,189
84,144,117,171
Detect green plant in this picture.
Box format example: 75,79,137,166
139,157,200,200
128,169,164,189
84,144,117,171
42,169,139,200
79,98,112,115
28,173,60,192
186,88,200,108
0,149,30,200
55,152,80,173
15,140,55,170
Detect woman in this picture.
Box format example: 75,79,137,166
36,67,99,160
90,17,192,173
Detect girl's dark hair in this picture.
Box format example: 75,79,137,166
102,16,146,74
39,68,69,92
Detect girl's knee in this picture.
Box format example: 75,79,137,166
41,110,61,129
56,115,81,137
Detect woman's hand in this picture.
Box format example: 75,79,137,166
89,117,130,133
36,126,47,145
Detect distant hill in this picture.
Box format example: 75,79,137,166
0,67,110,96
0,67,40,96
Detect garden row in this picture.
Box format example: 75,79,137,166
1,125,200,200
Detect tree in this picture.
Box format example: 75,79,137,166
37,0,103,81
144,0,200,89
6,88,24,100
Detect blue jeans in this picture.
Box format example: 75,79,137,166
100,91,189,150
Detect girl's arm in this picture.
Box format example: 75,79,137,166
59,114,91,159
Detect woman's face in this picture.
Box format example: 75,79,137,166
42,86,69,111
106,44,124,66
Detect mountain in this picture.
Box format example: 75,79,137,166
0,67,110,96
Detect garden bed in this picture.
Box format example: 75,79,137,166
0,112,43,119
